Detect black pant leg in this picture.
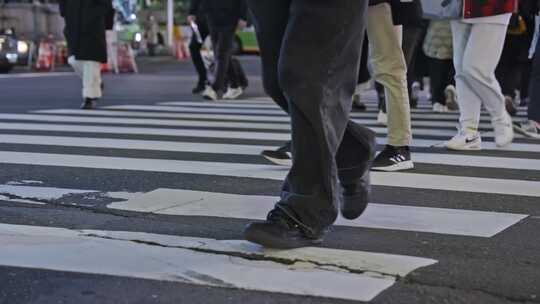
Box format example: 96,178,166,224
189,19,209,85
246,0,291,113
229,56,249,89
429,58,453,105
207,20,236,93
528,27,540,122
358,34,371,85
274,0,368,230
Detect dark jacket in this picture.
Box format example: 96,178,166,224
369,0,423,26
189,0,248,26
59,0,113,63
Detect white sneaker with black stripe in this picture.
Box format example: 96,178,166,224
445,129,482,151
371,145,414,172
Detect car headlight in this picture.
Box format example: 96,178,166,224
134,32,142,42
6,53,18,63
17,41,29,54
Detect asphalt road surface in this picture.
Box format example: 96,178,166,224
0,57,539,304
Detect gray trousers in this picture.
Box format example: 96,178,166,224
247,0,372,231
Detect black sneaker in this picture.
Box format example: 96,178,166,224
244,205,325,249
81,98,98,110
339,123,376,220
192,82,207,94
341,170,371,220
352,94,367,111
371,145,414,172
261,142,292,166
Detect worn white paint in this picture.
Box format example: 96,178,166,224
108,189,527,237
0,224,437,302
0,195,45,205
0,185,97,200
0,151,539,197
0,134,538,170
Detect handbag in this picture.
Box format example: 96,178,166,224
421,0,463,20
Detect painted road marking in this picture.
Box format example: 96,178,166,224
32,109,496,130
1,134,539,170
0,122,535,152
105,104,527,119
0,151,539,197
0,113,486,138
35,108,506,124
0,224,437,302
108,189,527,237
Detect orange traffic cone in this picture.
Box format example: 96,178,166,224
35,39,55,71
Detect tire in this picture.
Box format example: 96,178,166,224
232,36,243,55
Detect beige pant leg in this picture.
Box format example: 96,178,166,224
367,3,412,147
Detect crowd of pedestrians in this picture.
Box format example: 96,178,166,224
59,0,540,249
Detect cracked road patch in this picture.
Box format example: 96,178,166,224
0,223,436,302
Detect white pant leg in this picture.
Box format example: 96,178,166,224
451,21,481,132
68,56,102,99
451,21,507,132
462,23,507,121
68,56,84,79
82,60,103,99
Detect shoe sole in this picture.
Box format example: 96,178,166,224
262,155,292,166
371,160,414,172
513,124,540,139
244,228,322,249
446,143,482,151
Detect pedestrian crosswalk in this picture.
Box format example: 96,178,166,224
0,98,538,302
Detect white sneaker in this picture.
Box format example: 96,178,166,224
513,120,540,139
202,85,218,101
377,110,388,126
432,103,448,113
445,129,482,151
492,111,514,147
223,87,244,100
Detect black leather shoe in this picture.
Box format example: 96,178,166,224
341,170,370,220
244,206,325,249
81,98,98,110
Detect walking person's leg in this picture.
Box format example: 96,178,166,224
447,21,483,150
461,23,513,147
189,20,209,94
223,56,248,100
517,22,540,138
203,20,236,100
245,0,371,248
367,3,413,172
80,60,103,109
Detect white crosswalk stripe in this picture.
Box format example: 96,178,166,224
0,99,538,301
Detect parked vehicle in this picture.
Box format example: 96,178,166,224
0,28,32,73
0,29,19,73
